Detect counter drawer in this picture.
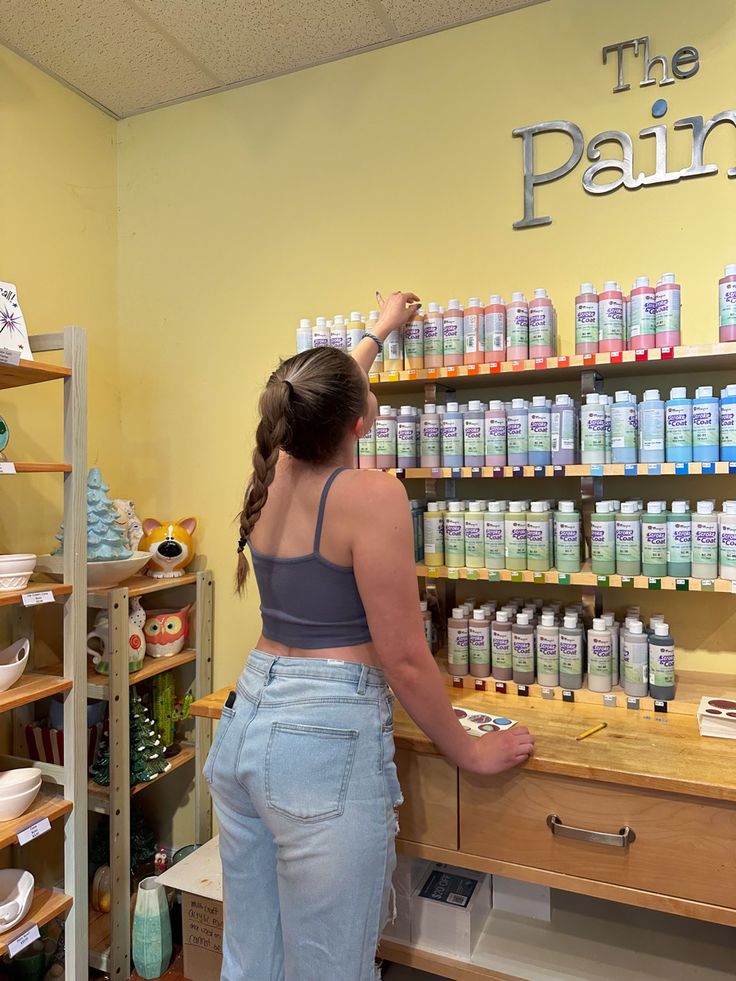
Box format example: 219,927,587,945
460,770,736,908
396,749,458,850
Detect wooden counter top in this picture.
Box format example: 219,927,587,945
191,684,736,803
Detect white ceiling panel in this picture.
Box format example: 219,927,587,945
381,0,545,35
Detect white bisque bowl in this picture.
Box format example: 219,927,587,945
0,779,42,822
0,870,34,934
37,551,151,589
0,768,42,797
0,640,30,694
0,554,37,592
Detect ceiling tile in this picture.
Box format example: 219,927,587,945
0,0,217,116
381,0,543,37
134,0,392,85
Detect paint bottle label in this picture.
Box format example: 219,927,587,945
528,412,550,453
551,410,575,452
441,419,463,458
443,316,464,357
721,403,736,447
484,518,505,566
463,418,484,458
448,626,469,666
469,625,490,664
642,521,667,566
575,302,598,346
589,638,612,677
420,420,440,458
640,407,664,452
667,520,691,564
491,627,512,669
526,521,550,565
649,643,675,687
385,330,402,362
623,644,648,685
529,308,552,349
665,405,692,448
537,636,559,675
693,405,718,447
555,519,580,564
615,518,640,563
582,410,606,454
629,292,656,338
424,316,443,358
512,634,534,673
358,425,376,456
599,298,624,341
464,517,484,565
463,314,481,354
485,416,506,457
692,520,717,565
508,308,528,348
506,414,528,455
591,520,614,564
720,281,736,327
404,322,423,359
375,418,397,457
444,517,465,566
611,405,637,450
559,635,581,675
397,421,417,457
656,290,680,334
346,327,364,354
505,519,527,562
485,312,505,352
423,514,444,551
719,519,736,571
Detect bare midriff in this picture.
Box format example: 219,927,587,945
255,634,382,669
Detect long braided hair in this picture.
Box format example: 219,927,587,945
236,347,368,592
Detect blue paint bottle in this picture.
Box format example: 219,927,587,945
638,390,665,464
692,386,720,463
665,386,693,463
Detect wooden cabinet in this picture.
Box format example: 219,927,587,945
395,748,458,850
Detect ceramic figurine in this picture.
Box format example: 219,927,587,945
132,877,172,979
0,415,9,462
140,517,197,578
129,596,146,630
143,605,191,658
87,608,146,675
113,499,145,551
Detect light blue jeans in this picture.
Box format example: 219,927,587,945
204,649,403,981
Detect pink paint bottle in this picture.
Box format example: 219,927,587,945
506,292,529,361
423,302,444,369
484,295,506,362
719,265,736,342
575,283,598,355
598,281,624,353
443,299,464,367
529,288,554,358
463,297,485,366
655,273,681,348
628,276,656,350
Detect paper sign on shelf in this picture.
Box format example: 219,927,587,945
0,284,31,361
22,590,55,607
0,462,16,474
0,348,21,367
7,925,40,959
17,817,51,846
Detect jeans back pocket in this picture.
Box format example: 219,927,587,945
203,705,236,786
265,722,358,822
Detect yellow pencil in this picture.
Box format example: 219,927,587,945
576,722,607,741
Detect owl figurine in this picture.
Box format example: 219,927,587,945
143,604,191,658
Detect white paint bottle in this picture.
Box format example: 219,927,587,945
581,393,606,464
559,614,584,690
444,501,466,569
419,600,433,651
346,311,364,355
536,612,559,687
367,310,384,373
312,316,330,348
587,618,613,693
623,620,649,697
464,501,485,570
691,500,718,579
397,405,418,469
484,501,506,570
601,612,620,686
296,318,312,353
718,500,736,581
469,609,491,678
419,404,441,468
374,406,397,469
330,314,347,351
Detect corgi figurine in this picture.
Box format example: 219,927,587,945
140,517,197,579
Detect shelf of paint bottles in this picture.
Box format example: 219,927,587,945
382,462,736,479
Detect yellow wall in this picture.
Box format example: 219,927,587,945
0,45,120,559
115,0,736,685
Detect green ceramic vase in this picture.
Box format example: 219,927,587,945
132,877,172,979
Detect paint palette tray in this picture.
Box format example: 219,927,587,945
697,696,736,740
453,706,518,736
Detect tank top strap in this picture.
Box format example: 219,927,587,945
313,468,347,552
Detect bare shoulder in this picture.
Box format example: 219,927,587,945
334,469,407,510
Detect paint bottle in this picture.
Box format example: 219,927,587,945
616,501,642,576
529,288,554,358
587,618,612,693
667,500,691,577
719,384,736,461
526,501,551,572
575,283,599,355
443,299,464,367
506,398,529,466
447,608,469,677
384,323,403,372
330,314,347,351
419,600,433,651
374,406,397,469
638,389,665,463
505,501,528,571
296,318,312,353
441,402,464,468
484,501,506,570
601,612,619,686
628,276,656,350
484,400,506,466
649,623,675,700
367,310,384,373
469,609,492,678
581,393,606,464
463,297,485,365
655,273,681,348
358,423,376,469
550,394,576,466
464,501,485,570
423,303,444,369
559,613,584,690
423,501,444,567
554,501,581,573
346,311,364,355
444,501,465,569
719,500,736,581
491,610,513,681
403,309,425,370
598,281,624,353
691,500,718,579
623,621,649,697
397,405,418,469
536,612,559,687
463,401,485,467
484,295,506,361
512,613,535,685
611,391,637,464
528,395,551,466
719,264,736,341
641,501,667,577
591,501,616,574
602,395,612,463
312,316,330,348
419,404,441,468
665,387,693,463
506,292,529,360
692,386,720,463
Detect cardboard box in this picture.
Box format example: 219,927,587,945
158,837,223,981
411,863,491,959
382,855,432,943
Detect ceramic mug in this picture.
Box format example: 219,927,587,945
143,605,191,658
87,613,146,675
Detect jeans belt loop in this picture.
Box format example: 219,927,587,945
356,665,368,695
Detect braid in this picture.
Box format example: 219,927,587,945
236,382,292,593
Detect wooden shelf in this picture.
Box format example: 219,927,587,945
89,573,197,600
88,898,134,972
191,686,232,720
417,561,736,593
0,357,71,391
0,673,72,713
383,462,736,479
1,463,72,474
83,649,197,697
88,744,196,812
0,888,73,956
0,791,72,851
0,582,72,608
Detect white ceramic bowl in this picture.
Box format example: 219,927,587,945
0,768,42,796
0,780,42,822
0,554,36,592
0,870,34,934
0,640,29,694
36,551,151,589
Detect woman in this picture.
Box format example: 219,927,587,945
205,291,535,981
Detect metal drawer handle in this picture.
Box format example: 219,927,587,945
546,813,636,848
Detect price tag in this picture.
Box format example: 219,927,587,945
597,575,609,586
701,462,715,475
647,464,661,476
730,463,736,475
534,358,546,369
452,677,464,689
495,682,507,694
648,578,661,590
620,576,633,586
511,361,524,371
533,572,546,584
488,361,501,374
0,462,16,474
471,467,481,476
731,580,736,594
430,467,442,478
583,354,596,366
493,467,503,478
701,579,715,591
557,356,570,368
660,346,674,359
368,372,379,384
591,464,603,476
450,467,462,479
474,679,486,691
387,371,399,382
610,351,623,363
553,465,564,476
22,590,55,607
558,573,570,585
624,464,637,477
534,466,544,477
517,685,529,697
446,366,458,377
467,364,479,375
407,369,417,380
510,571,522,582
7,925,40,959
675,578,689,591
447,568,459,580
512,466,522,478
17,817,51,846
654,700,668,713
466,568,479,581
603,694,617,708
627,696,640,710
562,689,575,703
541,687,555,699
634,349,648,361
487,571,501,582
0,348,21,367
426,568,439,579
394,468,405,479
675,463,687,475
426,367,437,379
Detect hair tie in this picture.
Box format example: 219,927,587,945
237,536,247,553
283,379,294,397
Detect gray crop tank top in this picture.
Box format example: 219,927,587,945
248,467,372,649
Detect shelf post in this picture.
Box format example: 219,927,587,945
581,367,604,618
194,571,214,844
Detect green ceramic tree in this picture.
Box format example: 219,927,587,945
55,467,132,561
